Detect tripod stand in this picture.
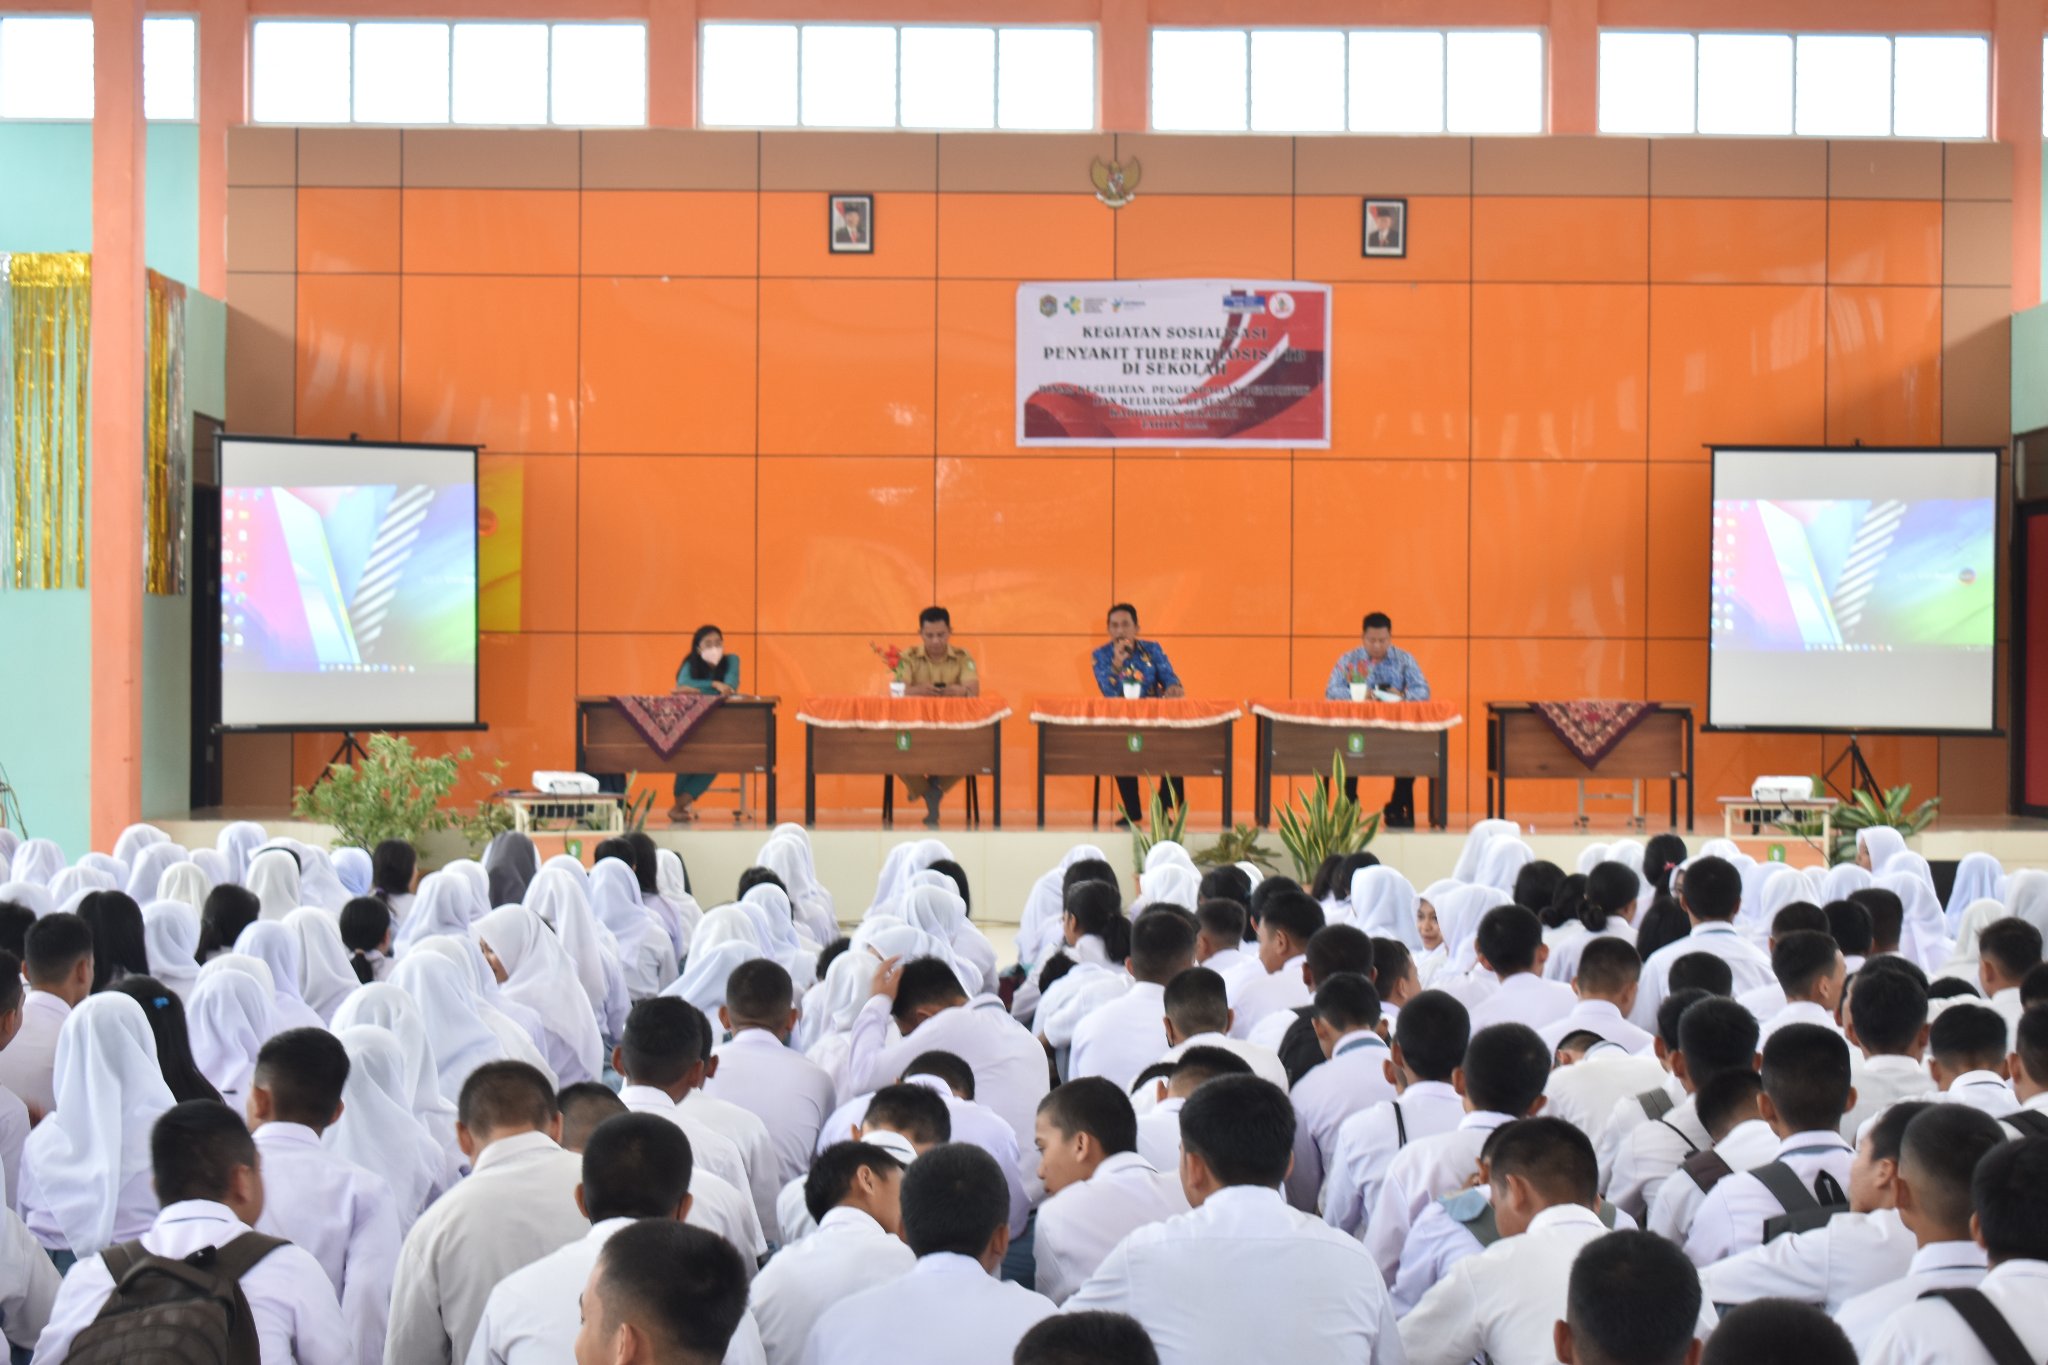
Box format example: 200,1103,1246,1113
311,731,371,788
1821,734,1882,802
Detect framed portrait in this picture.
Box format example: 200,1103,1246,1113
828,193,874,254
1362,198,1407,258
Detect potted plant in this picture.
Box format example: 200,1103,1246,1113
1119,662,1145,700
1829,784,1940,866
1191,822,1285,875
291,732,509,864
1276,754,1378,878
1344,663,1370,703
870,642,908,697
1119,782,1189,872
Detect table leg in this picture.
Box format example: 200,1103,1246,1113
1037,724,1046,830
1254,717,1271,828
882,777,894,830
1433,734,1449,830
1220,720,1233,830
992,721,1003,829
765,719,778,826
804,727,817,827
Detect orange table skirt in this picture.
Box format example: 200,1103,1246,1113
1249,699,1464,730
1029,697,1243,727
796,696,1012,729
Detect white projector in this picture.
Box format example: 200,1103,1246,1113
1750,776,1815,803
533,771,600,796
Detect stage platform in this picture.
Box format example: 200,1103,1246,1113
158,812,2048,930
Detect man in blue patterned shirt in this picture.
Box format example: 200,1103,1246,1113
1324,611,1431,828
1092,603,1186,827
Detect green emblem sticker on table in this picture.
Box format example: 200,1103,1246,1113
1127,734,1144,753
896,732,912,751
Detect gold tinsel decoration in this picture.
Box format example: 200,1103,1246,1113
0,252,92,590
145,269,188,596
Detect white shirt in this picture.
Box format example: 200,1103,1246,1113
466,1217,765,1365
0,991,67,1115
2000,1089,2048,1139
683,1089,783,1237
0,1202,56,1351
707,1029,838,1188
1321,1080,1465,1239
1646,1117,1777,1242
1229,957,1310,1039
1987,986,2025,1035
1835,1239,1988,1355
619,1085,755,1207
0,1083,28,1211
1401,1203,1711,1365
1287,1031,1395,1213
384,1130,589,1365
1938,1070,2020,1119
1537,998,1654,1053
1737,979,1788,1021
1845,1054,1935,1141
1634,924,1777,1029
1699,1208,1915,1312
1363,1109,1514,1283
1066,1185,1401,1365
1200,946,1248,979
802,1252,1055,1365
1685,1128,1855,1266
749,1206,914,1365
1759,999,1845,1046
1035,964,1127,1050
252,1122,402,1365
1546,1048,1669,1150
1542,918,1636,986
1606,1093,1710,1220
36,1200,350,1365
1135,1097,1186,1173
1068,981,1169,1092
1153,1033,1289,1096
841,996,1051,1150
1032,1151,1187,1305
1866,1258,2048,1365
813,1088,1032,1238
1468,972,1577,1033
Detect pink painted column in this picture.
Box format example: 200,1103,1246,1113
647,0,699,127
1547,0,1599,134
197,0,248,297
1992,0,2042,309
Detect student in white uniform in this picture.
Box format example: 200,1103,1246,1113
0,912,93,1115
1403,1119,1715,1365
385,1062,590,1365
1152,968,1288,1092
1065,1074,1402,1365
1685,1023,1855,1267
1701,1301,1857,1365
1834,1104,2003,1354
2005,1007,2048,1139
1554,1230,1706,1365
1467,906,1576,1033
1132,1047,1248,1173
0,951,35,1207
1734,903,1831,1022
1013,1313,1160,1365
1605,994,1758,1221
1539,937,1653,1053
1864,1135,2048,1365
1928,1004,2020,1118
1757,930,1846,1045
469,1112,765,1365
0,1199,56,1358
1842,961,1935,1141
1645,1070,1773,1242
1031,1078,1186,1304
248,1029,402,1365
1973,918,2039,1032
777,1086,947,1250
707,960,838,1188
1287,972,1394,1211
1227,889,1323,1039
1192,900,1249,981
570,1219,753,1365
1322,988,1470,1238
803,1143,1055,1365
1634,856,1776,1030
35,1099,350,1365
671,1000,782,1238
1070,910,1197,1092
748,1142,914,1365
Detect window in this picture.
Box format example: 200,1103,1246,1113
1599,29,1987,138
250,18,646,125
1150,27,1543,134
0,14,195,120
699,22,1094,129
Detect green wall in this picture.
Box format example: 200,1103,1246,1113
2016,301,2048,435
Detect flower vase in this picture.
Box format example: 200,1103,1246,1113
889,680,907,698
1349,683,1368,702
1122,682,1143,699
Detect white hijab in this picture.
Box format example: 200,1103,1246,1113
189,848,232,887
233,920,325,1030
333,848,373,898
390,951,508,1100
1436,884,1505,968
524,866,615,1016
665,906,766,1013
0,881,55,918
124,844,187,904
285,908,361,1023
1134,864,1201,916
10,839,64,887
1143,841,1196,877
589,858,658,965
155,861,214,920
393,872,477,956
245,850,301,920
216,821,268,884
2006,869,2048,939
1351,866,1419,946
330,983,460,1154
1819,863,1873,904
141,900,202,999
407,934,555,1084
799,946,882,1056
187,965,275,1103
78,853,129,887
867,844,922,916
23,994,176,1255
295,847,349,913
1938,899,2010,981
1575,843,1610,875
475,905,604,1085
1875,871,1950,972
1019,844,1108,969
1472,839,1534,896
757,837,837,947
1452,820,1519,883
327,1025,445,1228
1759,867,1813,925
1856,827,1910,875
653,850,700,954
1946,853,2005,931
852,918,979,997
741,884,817,987
48,865,114,904
111,823,169,868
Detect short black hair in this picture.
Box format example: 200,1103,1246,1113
1129,908,1198,984
2023,962,2048,1010
370,839,417,898
864,1083,951,1146
902,1049,976,1101
1701,1300,1854,1365
1928,978,1982,1002
1475,905,1544,974
1258,889,1325,948
1849,888,1904,951
1361,612,1392,633
0,949,21,1015
1304,923,1374,986
621,996,705,1086
1678,996,1760,1087
1566,1231,1703,1365
723,958,794,1023
339,898,391,955
592,838,636,870
927,859,970,913
1821,899,1873,956
1106,602,1138,626
804,1141,905,1224
558,1082,628,1152
735,866,786,900
24,912,92,986
197,883,261,961
1759,1024,1851,1133
1772,930,1842,998
1014,1312,1159,1365
152,1099,257,1204
1863,1099,1930,1167
457,1060,558,1135
1162,967,1229,1038
1486,1116,1596,1205
1694,1069,1764,1141
1178,1075,1293,1187
1929,1002,2008,1072
1656,987,1710,1051
2017,1008,2048,1089
1313,972,1382,1034
1972,1135,2048,1262
1370,938,1414,1000
1680,856,1742,922
1847,965,1927,1054
1170,1046,1252,1088
918,605,951,628
1195,898,1246,944
1899,1104,2006,1232
1978,918,2044,980
252,1027,350,1128
1065,859,1119,894
1037,1078,1137,1156
1460,1023,1551,1116
1770,903,1828,938
581,1111,693,1220
892,958,970,1025
1575,937,1642,995
816,937,851,980
1394,989,1470,1081
0,903,34,959
1857,951,1928,991
1668,951,1733,997
593,1221,749,1362
900,1142,1008,1257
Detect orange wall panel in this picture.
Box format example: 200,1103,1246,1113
1473,197,1648,283
580,278,758,455
937,194,1115,279
1827,200,1942,287
479,452,577,635
1646,639,1824,807
760,192,937,279
1472,283,1648,460
1645,462,1709,634
1825,286,1943,445
1470,461,1646,639
934,457,1113,634
757,457,934,634
1294,197,1471,284
1649,199,1826,284
1647,284,1826,460
577,456,755,634
758,279,937,456
1111,458,1290,636
1292,460,1469,637
1113,196,1294,280
1327,282,1470,458
401,189,580,276
296,274,399,441
399,276,580,453
297,188,400,274
581,190,758,277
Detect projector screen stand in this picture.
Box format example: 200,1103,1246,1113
1821,735,1883,802
312,730,372,786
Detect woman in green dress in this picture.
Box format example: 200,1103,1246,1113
670,623,739,821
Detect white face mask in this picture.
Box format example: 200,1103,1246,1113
699,646,724,666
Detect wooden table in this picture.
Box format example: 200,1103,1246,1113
1485,703,1694,830
797,697,1010,828
1030,699,1240,829
576,696,778,824
1249,700,1461,830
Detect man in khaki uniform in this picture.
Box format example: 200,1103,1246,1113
898,605,979,828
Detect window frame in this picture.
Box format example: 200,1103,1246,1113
0,11,197,122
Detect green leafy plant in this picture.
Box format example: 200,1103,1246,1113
292,733,507,854
1829,783,1940,866
1192,823,1285,874
580,781,657,835
1118,780,1189,873
1275,753,1378,879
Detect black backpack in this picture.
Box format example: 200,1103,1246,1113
1919,1289,2035,1365
1753,1159,1850,1242
66,1231,286,1365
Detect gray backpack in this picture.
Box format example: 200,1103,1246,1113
66,1231,285,1365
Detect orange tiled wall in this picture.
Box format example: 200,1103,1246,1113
223,127,2017,822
